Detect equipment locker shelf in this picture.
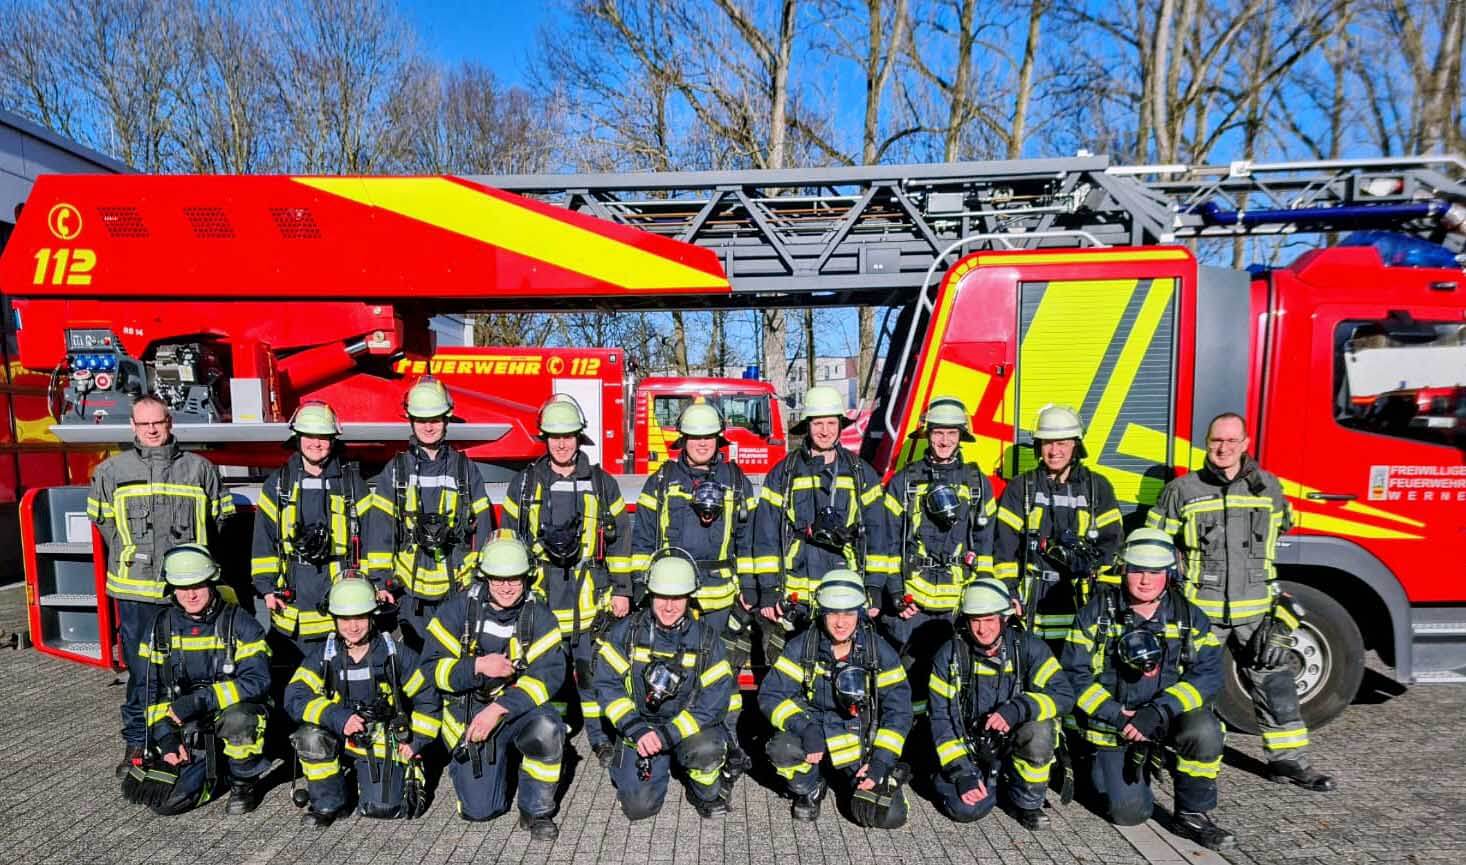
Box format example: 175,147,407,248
21,485,116,669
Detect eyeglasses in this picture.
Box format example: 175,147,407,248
1207,437,1244,445
132,419,171,428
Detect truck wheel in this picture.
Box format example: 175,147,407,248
1217,581,1364,734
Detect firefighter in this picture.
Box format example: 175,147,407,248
501,394,633,769
884,394,997,715
1147,412,1334,792
120,545,270,816
928,578,1074,828
994,405,1124,646
419,531,567,839
758,570,914,827
631,401,758,775
366,377,495,653
754,385,895,654
593,552,734,820
252,401,372,673
1061,529,1233,850
88,395,235,778
285,577,439,827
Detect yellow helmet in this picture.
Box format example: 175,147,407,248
910,394,975,442
327,578,378,617
478,530,533,579
959,578,1013,617
404,377,455,420
289,402,341,437
162,544,219,588
1121,527,1178,572
538,395,591,443
646,553,698,597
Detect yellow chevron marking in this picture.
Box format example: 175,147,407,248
293,177,728,291
1086,278,1174,464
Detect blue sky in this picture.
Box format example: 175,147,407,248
408,2,549,86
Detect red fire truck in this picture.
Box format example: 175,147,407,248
2,162,1463,735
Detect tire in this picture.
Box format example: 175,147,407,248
1216,581,1365,734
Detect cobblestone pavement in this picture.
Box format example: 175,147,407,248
1,582,1461,865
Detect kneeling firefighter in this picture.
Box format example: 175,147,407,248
1060,528,1233,851
758,570,914,828
630,401,759,775
285,578,440,827
594,552,736,820
419,531,567,840
121,544,272,816
929,578,1074,828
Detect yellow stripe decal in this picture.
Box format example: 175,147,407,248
293,177,729,291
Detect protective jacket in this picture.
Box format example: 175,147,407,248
884,456,996,611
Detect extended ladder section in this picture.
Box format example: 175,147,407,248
476,154,1466,306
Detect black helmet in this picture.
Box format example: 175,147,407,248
831,662,869,717
1118,626,1163,673
923,483,961,526
690,481,726,525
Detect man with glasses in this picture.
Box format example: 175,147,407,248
1147,413,1334,792
89,395,235,779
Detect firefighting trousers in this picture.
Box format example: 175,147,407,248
153,706,270,816
1089,709,1223,825
609,730,726,820
554,628,611,749
115,599,163,747
292,723,415,818
397,595,444,656
697,606,745,743
448,706,563,821
1214,617,1312,765
765,728,910,828
880,608,956,716
934,718,1057,820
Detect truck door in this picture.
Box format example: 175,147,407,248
1304,306,1466,603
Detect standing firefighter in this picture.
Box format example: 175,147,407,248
884,395,997,715
366,377,495,652
631,401,758,775
1147,413,1334,792
502,394,633,768
252,402,372,672
758,571,914,827
1061,529,1233,850
121,545,270,816
928,578,1073,828
594,553,735,820
285,579,439,827
419,532,567,839
754,386,895,652
89,395,234,778
994,405,1123,645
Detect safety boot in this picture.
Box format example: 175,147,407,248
790,783,825,822
518,812,559,841
594,742,617,770
301,807,338,829
725,743,753,780
116,745,144,779
689,788,731,819
224,777,262,815
1268,760,1335,792
1009,806,1050,830
1172,811,1236,851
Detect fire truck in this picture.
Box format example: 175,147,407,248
2,156,1463,736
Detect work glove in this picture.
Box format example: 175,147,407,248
1129,703,1169,741
401,759,429,819
800,723,827,755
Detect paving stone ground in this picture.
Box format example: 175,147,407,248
1,581,1460,865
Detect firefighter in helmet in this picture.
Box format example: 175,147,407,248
758,570,914,827
252,401,373,675
419,531,567,839
994,405,1123,646
1060,529,1233,850
593,552,735,820
365,377,495,653
753,386,895,655
631,401,758,776
928,578,1074,828
285,578,439,827
1147,412,1333,792
883,394,997,715
501,394,632,769
121,545,271,816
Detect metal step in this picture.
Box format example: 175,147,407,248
43,639,101,660
1413,670,1466,684
34,542,91,555
37,592,97,608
